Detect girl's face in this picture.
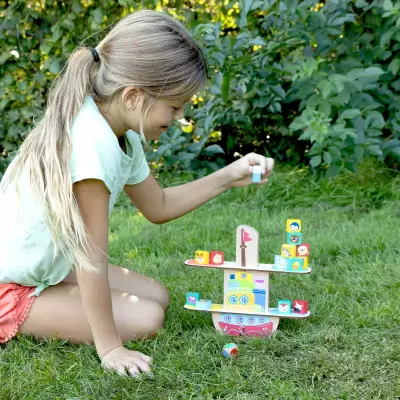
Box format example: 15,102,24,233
125,93,192,140
143,96,191,140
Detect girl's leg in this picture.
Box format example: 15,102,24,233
19,282,165,344
63,264,170,311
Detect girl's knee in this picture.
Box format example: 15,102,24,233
144,301,165,337
122,300,165,341
153,281,170,311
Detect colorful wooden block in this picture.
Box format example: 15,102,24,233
281,244,296,258
278,300,292,314
274,255,288,270
287,257,304,271
223,343,238,358
293,300,308,314
210,251,224,265
300,256,309,269
287,232,302,245
186,292,200,306
196,299,212,310
195,250,209,264
296,243,310,257
286,219,301,233
252,166,262,183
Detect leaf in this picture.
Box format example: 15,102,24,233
380,28,396,47
330,14,356,26
0,52,11,65
355,145,364,161
340,108,362,120
157,144,173,155
249,37,267,46
365,111,385,130
323,151,332,165
310,155,322,167
270,85,285,98
289,119,306,131
326,163,342,177
383,139,400,150
360,67,385,79
93,8,104,24
177,152,196,161
383,0,393,11
367,145,383,156
204,144,225,154
72,0,83,13
355,0,369,7
49,59,61,74
388,58,400,76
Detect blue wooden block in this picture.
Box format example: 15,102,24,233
186,292,200,306
287,232,302,245
274,255,289,270
286,257,304,271
278,300,292,314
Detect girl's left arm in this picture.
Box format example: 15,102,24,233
124,153,274,224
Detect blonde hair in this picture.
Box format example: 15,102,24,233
1,10,208,271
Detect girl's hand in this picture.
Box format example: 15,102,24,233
100,346,152,377
222,153,274,188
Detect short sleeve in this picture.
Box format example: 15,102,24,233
70,99,121,193
125,130,150,185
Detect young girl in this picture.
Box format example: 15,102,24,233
0,10,273,376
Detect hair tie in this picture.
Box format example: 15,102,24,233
90,48,100,63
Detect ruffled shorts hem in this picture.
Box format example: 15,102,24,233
0,283,37,343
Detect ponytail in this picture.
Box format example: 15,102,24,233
2,47,99,271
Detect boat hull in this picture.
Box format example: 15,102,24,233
212,313,280,337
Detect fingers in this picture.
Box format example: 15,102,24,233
127,364,140,377
133,356,152,374
245,153,274,175
139,353,153,365
101,350,152,378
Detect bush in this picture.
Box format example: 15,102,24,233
1,0,399,179
151,0,400,177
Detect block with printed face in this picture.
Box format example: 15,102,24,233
293,300,308,314
287,232,302,245
296,243,310,257
195,250,209,265
286,219,301,233
278,300,292,314
274,255,289,270
281,244,296,258
210,251,224,265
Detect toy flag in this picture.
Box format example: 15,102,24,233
242,230,252,243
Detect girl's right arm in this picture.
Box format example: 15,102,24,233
73,179,152,376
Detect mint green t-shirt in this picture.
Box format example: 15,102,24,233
0,96,150,296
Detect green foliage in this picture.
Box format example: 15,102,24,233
1,0,399,178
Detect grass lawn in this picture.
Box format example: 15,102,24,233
1,162,400,399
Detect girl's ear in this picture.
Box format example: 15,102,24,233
121,86,143,110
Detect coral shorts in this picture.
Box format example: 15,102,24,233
0,283,37,343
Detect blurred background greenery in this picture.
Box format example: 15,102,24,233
1,0,399,179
